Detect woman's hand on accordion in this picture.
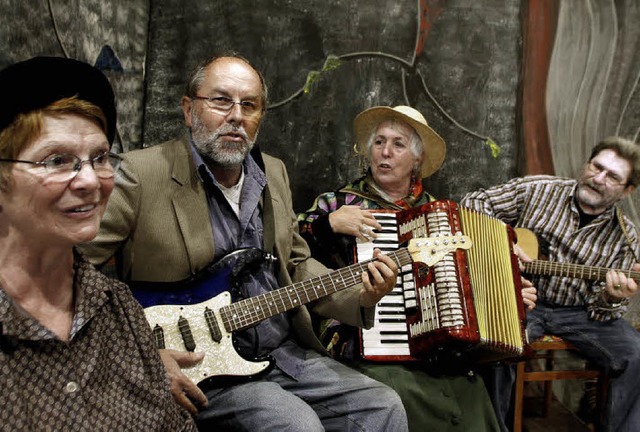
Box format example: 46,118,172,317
521,281,537,311
328,205,382,242
359,248,399,308
514,244,538,310
513,243,533,266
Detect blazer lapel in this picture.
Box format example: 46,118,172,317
171,138,215,274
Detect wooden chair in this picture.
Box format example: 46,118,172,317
513,335,608,432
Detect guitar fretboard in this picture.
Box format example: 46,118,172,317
523,260,640,283
219,248,413,332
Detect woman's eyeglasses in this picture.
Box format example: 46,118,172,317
0,151,122,183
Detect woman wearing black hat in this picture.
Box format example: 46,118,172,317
299,106,511,431
0,57,195,431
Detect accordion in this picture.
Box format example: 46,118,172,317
357,199,528,363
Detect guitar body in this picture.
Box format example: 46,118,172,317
130,248,275,390
514,227,539,259
145,294,273,390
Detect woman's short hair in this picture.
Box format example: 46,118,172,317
0,96,107,190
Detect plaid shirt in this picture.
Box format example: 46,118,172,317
461,175,639,321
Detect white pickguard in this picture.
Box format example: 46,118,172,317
144,291,271,387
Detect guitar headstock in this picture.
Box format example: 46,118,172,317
408,235,472,266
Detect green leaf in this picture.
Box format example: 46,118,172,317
322,55,343,72
304,70,321,94
304,57,344,94
486,137,501,158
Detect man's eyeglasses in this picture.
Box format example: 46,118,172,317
0,151,121,183
585,160,628,187
191,96,261,116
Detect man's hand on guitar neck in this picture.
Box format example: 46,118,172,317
159,349,208,415
605,263,640,302
359,248,399,308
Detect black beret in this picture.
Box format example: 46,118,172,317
0,56,117,144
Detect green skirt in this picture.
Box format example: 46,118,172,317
352,362,500,432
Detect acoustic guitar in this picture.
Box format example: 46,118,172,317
515,228,639,283
134,236,471,390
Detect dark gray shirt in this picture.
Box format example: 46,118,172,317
190,144,305,378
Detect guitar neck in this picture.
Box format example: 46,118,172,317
220,248,413,332
523,260,640,284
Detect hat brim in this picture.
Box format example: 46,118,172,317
354,106,446,178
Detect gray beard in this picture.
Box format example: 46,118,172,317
190,114,256,167
576,181,617,213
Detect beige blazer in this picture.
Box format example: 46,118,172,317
80,136,373,352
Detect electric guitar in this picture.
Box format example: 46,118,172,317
515,228,639,283
135,236,471,390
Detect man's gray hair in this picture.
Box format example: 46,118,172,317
184,53,269,112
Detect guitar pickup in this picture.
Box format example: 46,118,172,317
178,316,197,352
204,307,222,343
152,324,165,349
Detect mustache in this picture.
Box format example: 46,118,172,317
582,178,605,194
213,124,249,142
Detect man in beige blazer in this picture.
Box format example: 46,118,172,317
80,54,408,431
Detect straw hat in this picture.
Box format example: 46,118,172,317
353,105,446,178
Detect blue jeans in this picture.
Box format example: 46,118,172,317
196,349,408,431
484,302,640,432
